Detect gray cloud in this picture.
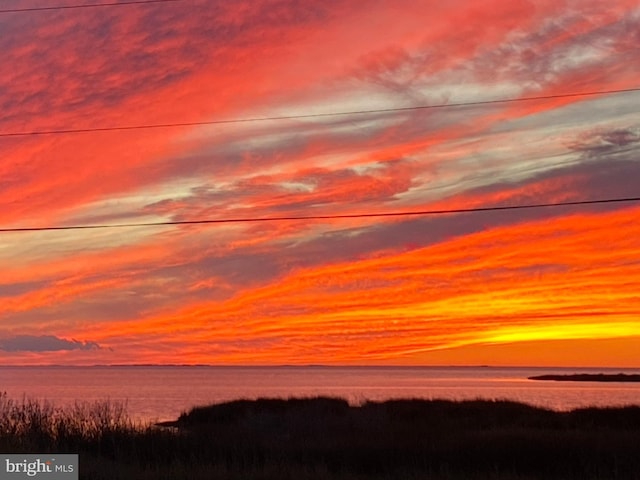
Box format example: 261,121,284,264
568,127,640,158
0,335,101,352
464,8,640,88
0,280,49,298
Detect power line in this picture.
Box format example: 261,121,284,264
1,87,639,138
0,0,181,14
2,196,639,234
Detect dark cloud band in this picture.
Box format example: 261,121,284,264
0,335,101,352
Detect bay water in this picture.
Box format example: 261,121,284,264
2,366,640,423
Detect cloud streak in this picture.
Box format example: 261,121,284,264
0,335,100,352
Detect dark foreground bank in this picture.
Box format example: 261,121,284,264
2,394,640,480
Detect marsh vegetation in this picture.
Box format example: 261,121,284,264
2,393,640,479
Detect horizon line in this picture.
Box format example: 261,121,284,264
1,363,638,369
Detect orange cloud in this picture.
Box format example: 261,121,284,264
58,205,640,366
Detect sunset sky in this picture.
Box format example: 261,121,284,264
1,0,639,366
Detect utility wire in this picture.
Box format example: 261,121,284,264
1,87,639,138
0,0,181,14
2,196,639,233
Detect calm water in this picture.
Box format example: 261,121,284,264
2,366,640,423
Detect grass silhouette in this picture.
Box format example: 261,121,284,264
2,392,640,479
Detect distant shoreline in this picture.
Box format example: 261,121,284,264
529,373,640,382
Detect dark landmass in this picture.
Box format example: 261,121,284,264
3,394,640,479
529,373,640,382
